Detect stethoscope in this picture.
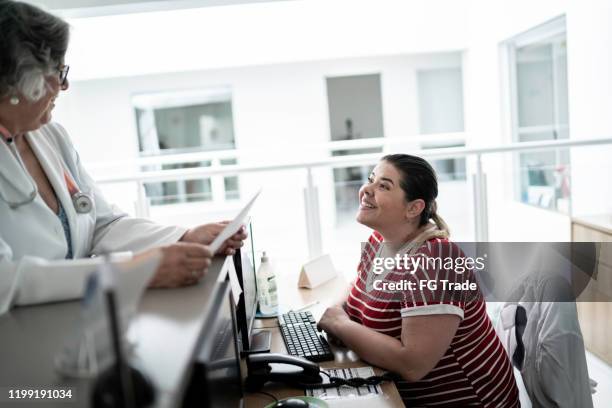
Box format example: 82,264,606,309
0,124,93,213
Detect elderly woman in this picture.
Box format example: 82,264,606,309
0,0,245,314
317,154,520,407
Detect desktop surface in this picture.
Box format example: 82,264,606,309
0,256,402,408
243,260,403,408
0,301,89,407
129,256,243,407
0,256,234,408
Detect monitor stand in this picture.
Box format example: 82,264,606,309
240,330,271,356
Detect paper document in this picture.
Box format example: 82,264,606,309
209,189,261,253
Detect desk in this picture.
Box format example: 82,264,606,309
572,215,612,365
0,257,403,408
0,256,231,408
243,261,404,408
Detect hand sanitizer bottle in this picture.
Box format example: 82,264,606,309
257,252,278,315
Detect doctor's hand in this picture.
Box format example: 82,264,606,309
143,242,213,288
180,221,247,256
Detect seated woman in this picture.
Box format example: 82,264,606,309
318,154,520,407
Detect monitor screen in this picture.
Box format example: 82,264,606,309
233,220,258,351
182,279,242,408
249,222,261,273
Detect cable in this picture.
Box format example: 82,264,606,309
302,370,396,390
255,390,278,403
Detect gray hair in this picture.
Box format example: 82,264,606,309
0,0,70,102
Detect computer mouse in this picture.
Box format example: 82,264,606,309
273,398,310,408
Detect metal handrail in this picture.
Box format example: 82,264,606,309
94,135,612,256
88,132,466,171
95,137,612,185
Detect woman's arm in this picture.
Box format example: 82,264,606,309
318,305,460,381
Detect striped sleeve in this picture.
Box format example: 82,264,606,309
346,234,520,407
399,239,470,320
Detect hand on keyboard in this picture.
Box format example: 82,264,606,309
317,305,350,336
323,331,346,347
278,311,334,362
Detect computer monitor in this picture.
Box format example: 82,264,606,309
233,219,270,354
182,263,243,408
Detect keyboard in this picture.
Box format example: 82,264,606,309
278,311,334,362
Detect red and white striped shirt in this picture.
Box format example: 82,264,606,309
346,231,520,407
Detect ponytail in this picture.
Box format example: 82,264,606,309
429,200,450,237
382,154,451,238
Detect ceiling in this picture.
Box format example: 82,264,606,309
29,0,292,17
25,0,468,81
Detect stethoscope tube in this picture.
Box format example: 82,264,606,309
0,130,93,213
0,138,39,209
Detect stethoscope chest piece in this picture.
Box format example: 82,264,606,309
72,192,93,214
63,167,93,214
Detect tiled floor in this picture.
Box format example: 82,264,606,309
586,351,612,408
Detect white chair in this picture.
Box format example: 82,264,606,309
494,277,595,408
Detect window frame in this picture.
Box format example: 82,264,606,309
131,86,240,206
503,15,570,213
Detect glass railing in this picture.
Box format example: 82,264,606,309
91,136,612,277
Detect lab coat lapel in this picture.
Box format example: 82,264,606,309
0,138,38,200
26,131,78,256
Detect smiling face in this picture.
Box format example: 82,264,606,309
357,160,410,230
25,71,67,130
356,160,427,243
0,67,68,135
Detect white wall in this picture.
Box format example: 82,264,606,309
566,0,612,217
50,0,611,246
60,0,468,81
52,52,462,262
463,0,573,241
417,68,465,134
55,52,461,163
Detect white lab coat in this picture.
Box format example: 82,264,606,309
0,122,187,314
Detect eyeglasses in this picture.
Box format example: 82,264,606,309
58,65,69,87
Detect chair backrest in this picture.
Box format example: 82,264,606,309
495,276,593,408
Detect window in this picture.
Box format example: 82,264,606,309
133,87,240,205
506,17,570,212
417,67,466,181
326,74,384,222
